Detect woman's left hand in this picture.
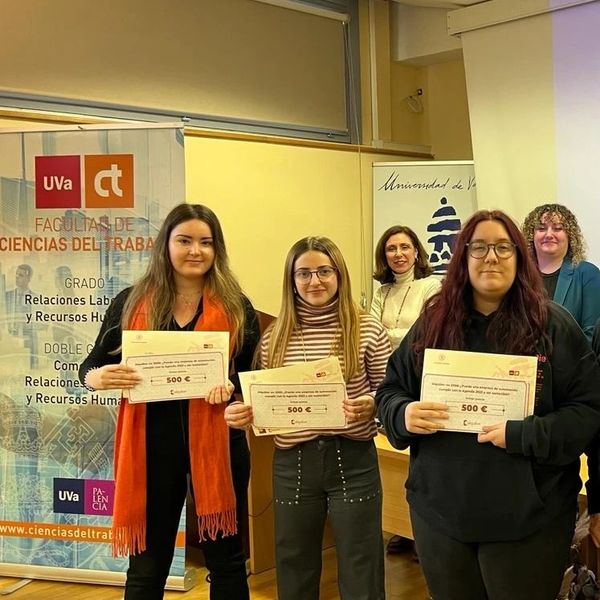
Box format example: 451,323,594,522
344,394,375,423
206,380,235,405
477,422,507,448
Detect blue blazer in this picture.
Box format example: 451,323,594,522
554,258,600,340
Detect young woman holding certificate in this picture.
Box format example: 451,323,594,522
225,236,391,600
376,210,600,600
79,203,259,600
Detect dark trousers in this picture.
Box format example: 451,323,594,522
124,400,250,600
273,437,385,600
411,507,575,600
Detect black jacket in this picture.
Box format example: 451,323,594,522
376,302,600,542
79,287,260,442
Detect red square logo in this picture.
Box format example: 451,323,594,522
35,155,82,209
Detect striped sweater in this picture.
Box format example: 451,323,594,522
260,298,392,449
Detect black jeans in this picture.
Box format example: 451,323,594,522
273,437,385,600
124,401,250,600
411,507,575,600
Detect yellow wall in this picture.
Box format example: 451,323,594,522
390,62,425,146
184,135,402,315
389,58,473,160
424,59,473,160
373,0,393,142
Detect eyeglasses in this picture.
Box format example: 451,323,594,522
466,241,516,260
293,267,338,283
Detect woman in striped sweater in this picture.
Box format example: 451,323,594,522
226,236,391,600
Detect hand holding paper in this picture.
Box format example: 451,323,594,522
225,402,253,429
421,349,537,434
85,363,142,391
343,394,375,423
405,401,448,434
477,422,507,448
206,380,235,405
238,356,347,436
122,330,229,403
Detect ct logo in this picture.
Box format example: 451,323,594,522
94,164,124,198
85,154,134,208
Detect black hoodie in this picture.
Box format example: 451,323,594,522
376,302,600,542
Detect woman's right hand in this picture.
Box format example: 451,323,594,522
224,401,253,430
404,401,448,434
85,364,141,391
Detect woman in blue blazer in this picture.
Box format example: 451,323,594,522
524,203,600,559
522,203,600,341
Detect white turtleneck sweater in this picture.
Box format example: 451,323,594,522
370,267,441,350
260,298,391,449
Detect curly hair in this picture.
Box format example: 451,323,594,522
521,203,585,265
373,225,433,283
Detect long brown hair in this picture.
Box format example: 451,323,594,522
122,203,247,350
264,236,361,381
373,225,433,283
415,210,548,355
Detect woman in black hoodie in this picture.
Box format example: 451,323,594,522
377,209,600,600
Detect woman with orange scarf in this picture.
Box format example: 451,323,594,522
79,203,259,600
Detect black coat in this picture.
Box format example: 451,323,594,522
376,302,600,542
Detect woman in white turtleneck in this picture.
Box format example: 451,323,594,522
371,225,441,350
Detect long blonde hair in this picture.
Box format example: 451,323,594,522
122,203,246,350
265,237,361,381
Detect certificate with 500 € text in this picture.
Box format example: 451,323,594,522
421,348,537,433
122,330,229,403
239,356,347,436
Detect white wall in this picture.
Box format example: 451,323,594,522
391,3,462,64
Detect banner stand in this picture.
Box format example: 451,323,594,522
0,123,188,590
0,563,197,591
0,578,33,595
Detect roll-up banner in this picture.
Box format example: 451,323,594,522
373,160,478,290
0,123,193,590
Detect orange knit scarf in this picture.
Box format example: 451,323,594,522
111,293,237,556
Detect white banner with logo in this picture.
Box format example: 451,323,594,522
373,161,477,281
0,123,189,588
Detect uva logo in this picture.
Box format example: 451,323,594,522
43,175,73,191
35,154,134,209
58,490,80,502
53,478,114,516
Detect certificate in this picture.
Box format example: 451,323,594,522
421,348,537,433
122,330,229,403
239,356,347,436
